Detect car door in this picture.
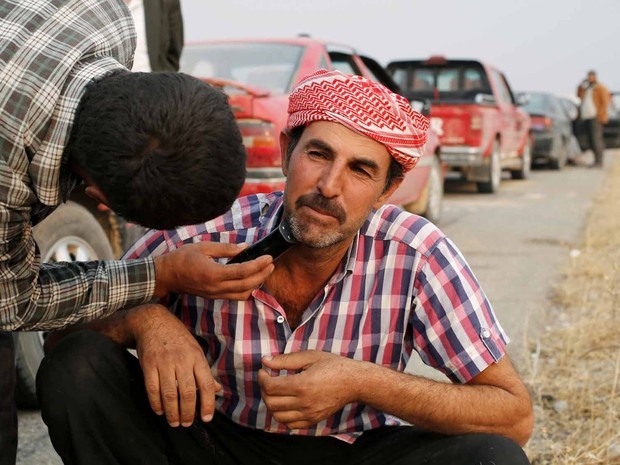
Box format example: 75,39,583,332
490,69,520,159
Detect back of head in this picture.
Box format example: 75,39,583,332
68,71,246,229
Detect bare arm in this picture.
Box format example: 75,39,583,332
259,351,533,446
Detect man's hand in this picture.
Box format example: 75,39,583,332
154,242,274,300
257,351,360,429
129,305,221,427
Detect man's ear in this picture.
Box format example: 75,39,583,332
84,185,111,211
280,131,291,176
373,177,403,210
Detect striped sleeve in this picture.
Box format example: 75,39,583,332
409,237,509,383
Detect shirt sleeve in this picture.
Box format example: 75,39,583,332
408,236,509,384
0,203,156,331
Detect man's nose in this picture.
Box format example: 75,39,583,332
316,164,345,198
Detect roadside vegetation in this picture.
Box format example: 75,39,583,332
524,154,620,464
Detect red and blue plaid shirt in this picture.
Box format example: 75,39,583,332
125,192,509,443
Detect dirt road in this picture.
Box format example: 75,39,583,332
16,151,617,464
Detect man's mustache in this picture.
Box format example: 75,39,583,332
296,194,346,224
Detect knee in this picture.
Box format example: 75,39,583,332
36,331,125,406
462,433,530,465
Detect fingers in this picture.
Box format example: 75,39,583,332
195,360,221,423
159,366,182,427
177,372,198,427
143,364,164,418
195,241,249,258
261,352,314,371
143,357,214,427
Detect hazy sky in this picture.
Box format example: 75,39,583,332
179,0,618,97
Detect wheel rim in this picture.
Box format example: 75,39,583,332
522,141,531,176
38,236,99,345
42,236,99,263
491,144,501,190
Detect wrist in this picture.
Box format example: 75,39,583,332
153,254,174,298
125,304,170,341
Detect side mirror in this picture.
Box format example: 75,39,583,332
515,92,529,106
410,99,431,117
474,93,496,105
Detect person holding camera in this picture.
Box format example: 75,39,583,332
577,70,611,168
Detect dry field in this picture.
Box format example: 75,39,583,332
524,154,620,464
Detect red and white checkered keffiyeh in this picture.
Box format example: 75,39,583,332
286,69,430,172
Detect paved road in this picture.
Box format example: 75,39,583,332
16,151,614,464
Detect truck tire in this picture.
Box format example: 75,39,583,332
477,140,502,194
511,137,532,180
549,137,568,170
13,201,114,407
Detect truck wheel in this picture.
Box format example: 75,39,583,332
549,138,568,170
477,141,501,194
13,201,114,407
511,137,531,179
404,155,443,224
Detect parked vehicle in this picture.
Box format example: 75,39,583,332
517,91,573,169
13,188,144,407
558,96,586,162
387,56,531,193
603,92,620,149
180,38,444,224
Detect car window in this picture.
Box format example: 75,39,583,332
180,43,304,94
328,51,362,76
387,62,490,101
559,98,579,120
491,70,512,105
523,93,551,115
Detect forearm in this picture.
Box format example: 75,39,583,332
354,359,533,445
45,303,169,352
1,256,156,331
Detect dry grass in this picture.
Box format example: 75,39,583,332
523,154,620,464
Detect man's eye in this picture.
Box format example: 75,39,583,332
308,151,326,159
353,166,371,177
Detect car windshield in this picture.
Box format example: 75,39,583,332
389,62,491,101
522,93,552,115
180,43,304,94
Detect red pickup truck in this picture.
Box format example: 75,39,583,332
180,38,444,223
387,56,531,193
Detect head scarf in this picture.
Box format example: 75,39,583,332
286,69,429,171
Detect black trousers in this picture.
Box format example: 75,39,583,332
584,118,605,165
37,331,531,465
0,332,17,465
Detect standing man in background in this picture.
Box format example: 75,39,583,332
577,70,611,168
125,0,184,72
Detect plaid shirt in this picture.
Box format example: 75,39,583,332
126,192,509,443
0,0,156,331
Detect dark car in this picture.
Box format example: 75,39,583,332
603,92,620,149
518,91,573,169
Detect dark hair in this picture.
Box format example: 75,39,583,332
285,126,404,193
68,71,247,229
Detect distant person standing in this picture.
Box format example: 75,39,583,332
577,70,611,168
125,0,184,72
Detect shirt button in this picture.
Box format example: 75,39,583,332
481,328,491,338
276,315,285,324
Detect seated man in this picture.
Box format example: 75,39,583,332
38,70,534,465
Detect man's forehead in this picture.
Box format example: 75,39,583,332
300,122,391,162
